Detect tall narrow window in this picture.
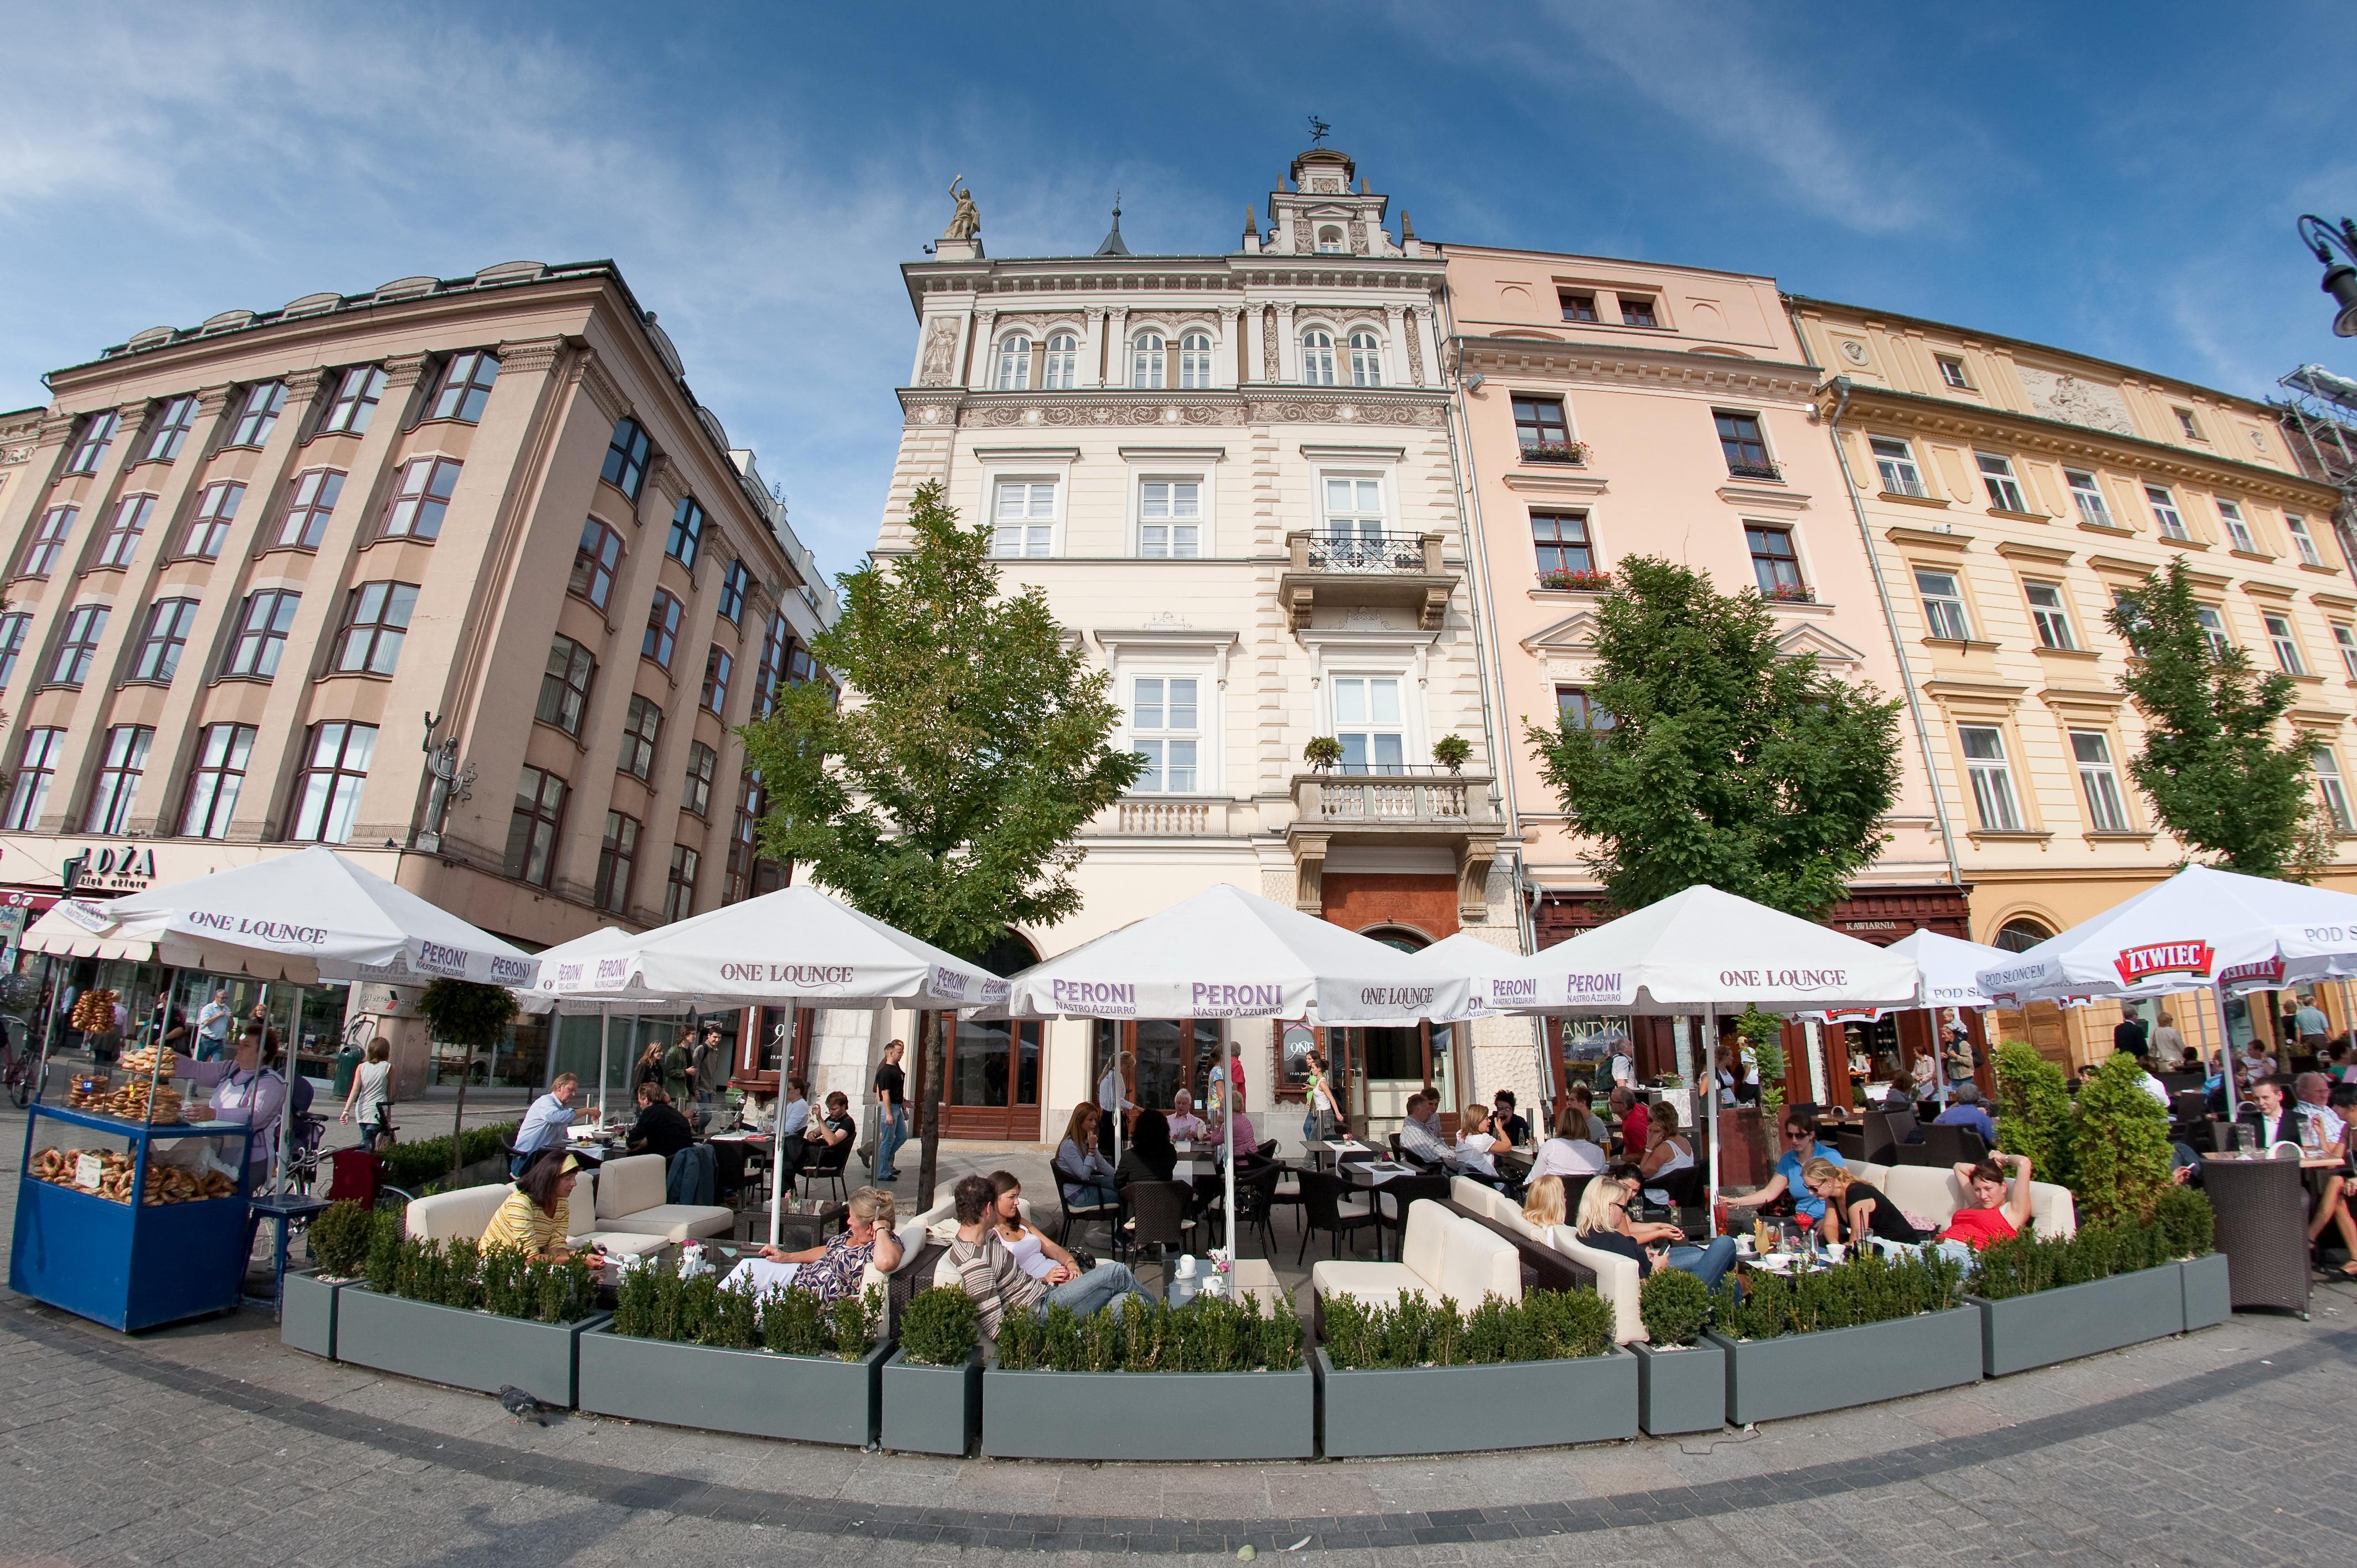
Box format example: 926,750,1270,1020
19,506,76,576
1977,452,2028,513
1131,333,1166,389
1531,512,1593,577
1872,437,1926,498
536,636,596,735
570,519,623,609
1139,481,1200,559
334,581,418,674
290,722,376,843
84,725,152,834
701,644,732,715
65,411,119,475
2024,581,2076,651
6,728,67,829
727,776,768,902
276,469,345,549
595,812,640,914
618,694,662,780
2265,612,2307,675
224,589,299,678
718,559,750,623
2315,749,2355,832
181,723,255,839
995,334,1032,390
2147,486,2190,541
1556,687,1614,730
2175,407,2205,442
1332,676,1406,775
183,481,245,558
1042,333,1078,389
1512,396,1572,456
318,365,387,435
380,456,461,539
1347,330,1382,388
1130,677,1200,793
2071,731,2130,832
683,740,716,817
2216,500,2257,552
0,611,29,687
429,352,500,422
666,496,705,570
1959,726,2023,832
2195,605,2232,658
2288,514,2327,568
602,417,651,501
227,381,286,447
1300,330,1336,386
1321,478,1386,562
96,494,154,568
1937,355,1972,390
503,766,567,886
49,604,108,685
1916,569,1972,641
757,612,791,717
664,844,700,923
1715,411,1775,477
1619,296,1659,328
1180,331,1215,389
1746,525,1805,597
2335,624,2357,682
143,396,198,462
132,597,199,682
992,480,1055,558
642,591,681,668
2065,470,2113,528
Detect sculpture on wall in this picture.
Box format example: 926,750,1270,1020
944,176,981,240
917,318,960,387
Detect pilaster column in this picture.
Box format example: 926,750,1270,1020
1216,306,1241,390
967,310,997,391
1276,305,1299,384
1105,308,1129,389
1384,305,1412,390
1080,308,1105,389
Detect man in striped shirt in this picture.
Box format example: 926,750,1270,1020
946,1174,1153,1338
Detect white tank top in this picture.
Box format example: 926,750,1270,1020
1002,1225,1056,1280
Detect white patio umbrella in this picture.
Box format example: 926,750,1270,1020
514,927,677,1129
1313,932,1514,1027
1804,929,2019,1106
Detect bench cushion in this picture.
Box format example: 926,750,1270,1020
1400,1199,1450,1283
1437,1214,1521,1306
594,1154,667,1219
404,1184,508,1244
598,1202,734,1241
1547,1226,1644,1344
1311,1259,1440,1316
1449,1175,1509,1222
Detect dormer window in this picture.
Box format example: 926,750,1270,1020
1301,329,1336,386
1131,332,1166,390
995,334,1032,391
1316,227,1345,254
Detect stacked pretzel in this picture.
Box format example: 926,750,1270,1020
68,989,121,1034
66,1077,184,1124
117,1046,167,1076
29,1147,236,1204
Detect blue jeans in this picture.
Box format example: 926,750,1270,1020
1038,1261,1154,1318
1665,1237,1738,1293
194,1033,229,1063
876,1105,908,1178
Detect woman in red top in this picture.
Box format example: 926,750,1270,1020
1936,1152,2036,1252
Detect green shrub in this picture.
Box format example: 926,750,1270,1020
1320,1288,1614,1370
363,1210,403,1294
2068,1050,2175,1229
899,1286,981,1368
370,1232,591,1322
2154,1185,2215,1258
381,1122,521,1192
1736,1006,1788,1113
1968,1221,2174,1302
1638,1267,1712,1347
308,1199,377,1278
1710,1247,1964,1341
1993,1040,2075,1186
993,1293,1303,1373
610,1257,878,1358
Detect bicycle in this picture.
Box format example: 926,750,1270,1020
1,1015,34,1109
281,1112,329,1196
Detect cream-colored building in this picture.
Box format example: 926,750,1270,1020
0,261,833,1091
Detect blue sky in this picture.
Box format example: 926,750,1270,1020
4,2,2353,579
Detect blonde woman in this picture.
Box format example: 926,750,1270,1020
1455,1102,1510,1180
1568,1168,1738,1290
759,1184,900,1304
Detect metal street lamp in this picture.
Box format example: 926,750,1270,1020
2299,215,2357,337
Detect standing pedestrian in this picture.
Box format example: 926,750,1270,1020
694,1025,726,1128
661,1027,695,1112
195,988,233,1063
873,1039,908,1181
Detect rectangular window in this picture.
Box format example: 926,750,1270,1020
1746,525,1805,597
1531,512,1593,577
2065,470,2113,528
701,644,732,715
2216,500,2257,553
1916,569,1972,641
318,365,387,435
2316,749,2355,832
132,597,198,682
96,493,154,568
570,519,623,610
1618,296,1659,328
602,417,651,501
224,589,299,678
65,411,119,476
718,559,750,623
1555,685,1614,730
1937,355,1972,390
276,469,345,549
2175,407,2205,442
1977,452,2028,513
727,777,766,902
992,481,1054,557
618,693,662,780
49,604,108,685
2195,605,2232,658
181,723,255,839
1871,437,1927,498
1715,410,1776,478
2147,486,2189,541
429,352,499,422
2071,731,2130,833
643,590,681,668
1331,675,1405,775
84,725,152,834
757,613,791,716
2288,514,2327,568
1321,477,1386,561
595,811,640,914
684,740,716,817
1130,676,1200,793
334,581,418,675
380,456,461,540
1511,395,1571,454
2024,581,2076,651
6,728,67,829
227,381,286,447
2336,625,2357,682
1558,292,1598,323
184,481,245,558
2266,613,2307,675
289,721,376,843
666,496,705,570
0,611,28,688
19,506,76,576
143,396,197,462
503,766,567,886
1139,481,1201,559
1959,725,2023,832
665,844,699,923
536,636,596,735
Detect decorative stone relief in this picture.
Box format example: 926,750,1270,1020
1247,399,1444,427
497,336,567,376
917,318,960,387
1262,307,1280,383
1404,308,1425,386
1144,610,1193,630
1349,225,1368,256
2017,365,2134,436
965,401,1237,428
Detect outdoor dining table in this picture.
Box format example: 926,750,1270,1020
2199,1151,2312,1316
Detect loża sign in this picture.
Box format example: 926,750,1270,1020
22,842,159,894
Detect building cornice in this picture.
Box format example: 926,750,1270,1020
1455,336,1821,401
897,386,1450,431
902,253,1445,312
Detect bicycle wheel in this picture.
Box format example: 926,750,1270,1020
5,1057,29,1109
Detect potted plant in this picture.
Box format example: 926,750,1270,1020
1627,1269,1722,1436
982,1293,1312,1461
1537,568,1613,592
282,1199,377,1358
1301,736,1344,773
1316,1288,1633,1453
1764,582,1815,604
1965,1213,2193,1377
881,1286,982,1456
417,979,519,1183
1519,439,1588,465
577,1257,889,1445
2160,1185,2230,1329
1705,1249,1978,1425
1432,735,1472,775
335,1227,605,1406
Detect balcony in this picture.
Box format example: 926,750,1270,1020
1286,768,1502,922
1279,529,1459,630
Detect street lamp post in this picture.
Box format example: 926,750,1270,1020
2299,215,2357,338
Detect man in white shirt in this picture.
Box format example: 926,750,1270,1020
1165,1090,1210,1144
194,988,233,1063
511,1074,579,1175
1396,1092,1454,1169
2292,1072,2348,1150
2238,1079,2302,1148
1608,1038,1636,1091
778,1076,811,1141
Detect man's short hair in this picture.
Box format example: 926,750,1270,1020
952,1173,996,1226
1403,1091,1428,1116
551,1072,578,1092
1494,1089,1516,1110
2296,1070,2330,1097
825,1090,850,1110
1951,1082,1982,1106
787,1076,809,1096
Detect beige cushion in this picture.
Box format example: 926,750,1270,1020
1488,1203,1544,1245
405,1184,509,1244
2028,1182,2077,1239
1400,1199,1450,1283
598,1202,735,1241
1449,1175,1509,1221
1311,1258,1440,1315
594,1154,667,1220
1881,1165,1960,1228
1548,1226,1644,1344
1850,1160,1892,1188
1437,1215,1520,1306
577,1230,669,1258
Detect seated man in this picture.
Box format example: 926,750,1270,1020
511,1073,580,1175
625,1084,696,1162
945,1174,1152,1337
1932,1082,1996,1147
780,1090,856,1183
1165,1090,1210,1144
1395,1091,1453,1169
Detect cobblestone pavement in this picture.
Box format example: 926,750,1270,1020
4,1095,2356,1566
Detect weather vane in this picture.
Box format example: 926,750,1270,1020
1307,115,1330,144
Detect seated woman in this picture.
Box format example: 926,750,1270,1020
1054,1103,1118,1209
482,1150,603,1265
987,1169,1084,1283
1931,1153,2037,1260
1542,1172,1736,1292
625,1083,696,1162
1455,1102,1512,1185
1637,1102,1694,1205
758,1185,900,1303
1529,1102,1607,1182
1114,1103,1179,1189
1801,1157,1923,1246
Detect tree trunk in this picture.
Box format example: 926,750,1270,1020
450,1043,470,1180
915,1009,944,1211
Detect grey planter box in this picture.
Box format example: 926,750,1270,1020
982,1360,1314,1460
2181,1253,2232,1332
1630,1340,1725,1436
1967,1263,2187,1378
1315,1348,1635,1455
881,1348,982,1456
334,1288,608,1407
578,1329,887,1445
279,1271,346,1360
1706,1307,1980,1426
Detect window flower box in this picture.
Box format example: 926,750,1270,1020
578,1327,888,1445
1764,582,1816,604
1705,1307,1981,1425
1629,1339,1725,1436
1315,1347,1635,1454
1537,569,1613,592
1518,440,1588,466
334,1287,610,1408
1965,1263,2188,1378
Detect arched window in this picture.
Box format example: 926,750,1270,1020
1043,332,1078,389
1994,917,2054,954
1317,227,1345,254
1131,332,1166,389
1348,329,1383,387
1179,331,1213,389
1300,329,1336,386
995,334,1032,390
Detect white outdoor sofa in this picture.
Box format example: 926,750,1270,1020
1310,1196,1519,1319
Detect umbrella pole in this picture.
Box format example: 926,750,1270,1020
277,985,305,1199
28,953,59,1105
596,1011,611,1131
768,1072,786,1250
2212,986,2241,1119
1703,1004,1720,1239
1223,1028,1236,1268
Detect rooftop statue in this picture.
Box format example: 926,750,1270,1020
944,176,981,240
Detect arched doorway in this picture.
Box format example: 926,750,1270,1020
1995,918,2052,953
939,929,1043,1140
1989,915,2068,1065
1325,925,1465,1137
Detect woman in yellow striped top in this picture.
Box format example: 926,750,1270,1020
480,1151,602,1263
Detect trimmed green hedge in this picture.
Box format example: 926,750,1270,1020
899,1285,980,1367
362,1216,594,1324
610,1256,881,1359
1712,1247,1965,1341
1969,1192,2215,1302
1321,1287,1615,1369
1638,1266,1712,1347
995,1292,1302,1373
380,1121,519,1193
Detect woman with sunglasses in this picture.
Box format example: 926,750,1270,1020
1560,1170,1738,1291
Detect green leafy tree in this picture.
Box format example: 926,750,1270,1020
2108,556,2318,878
742,480,1143,1205
1524,556,1902,918
1734,1006,1788,1111
1991,1039,2075,1188
2068,1048,2175,1229
416,979,518,1178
